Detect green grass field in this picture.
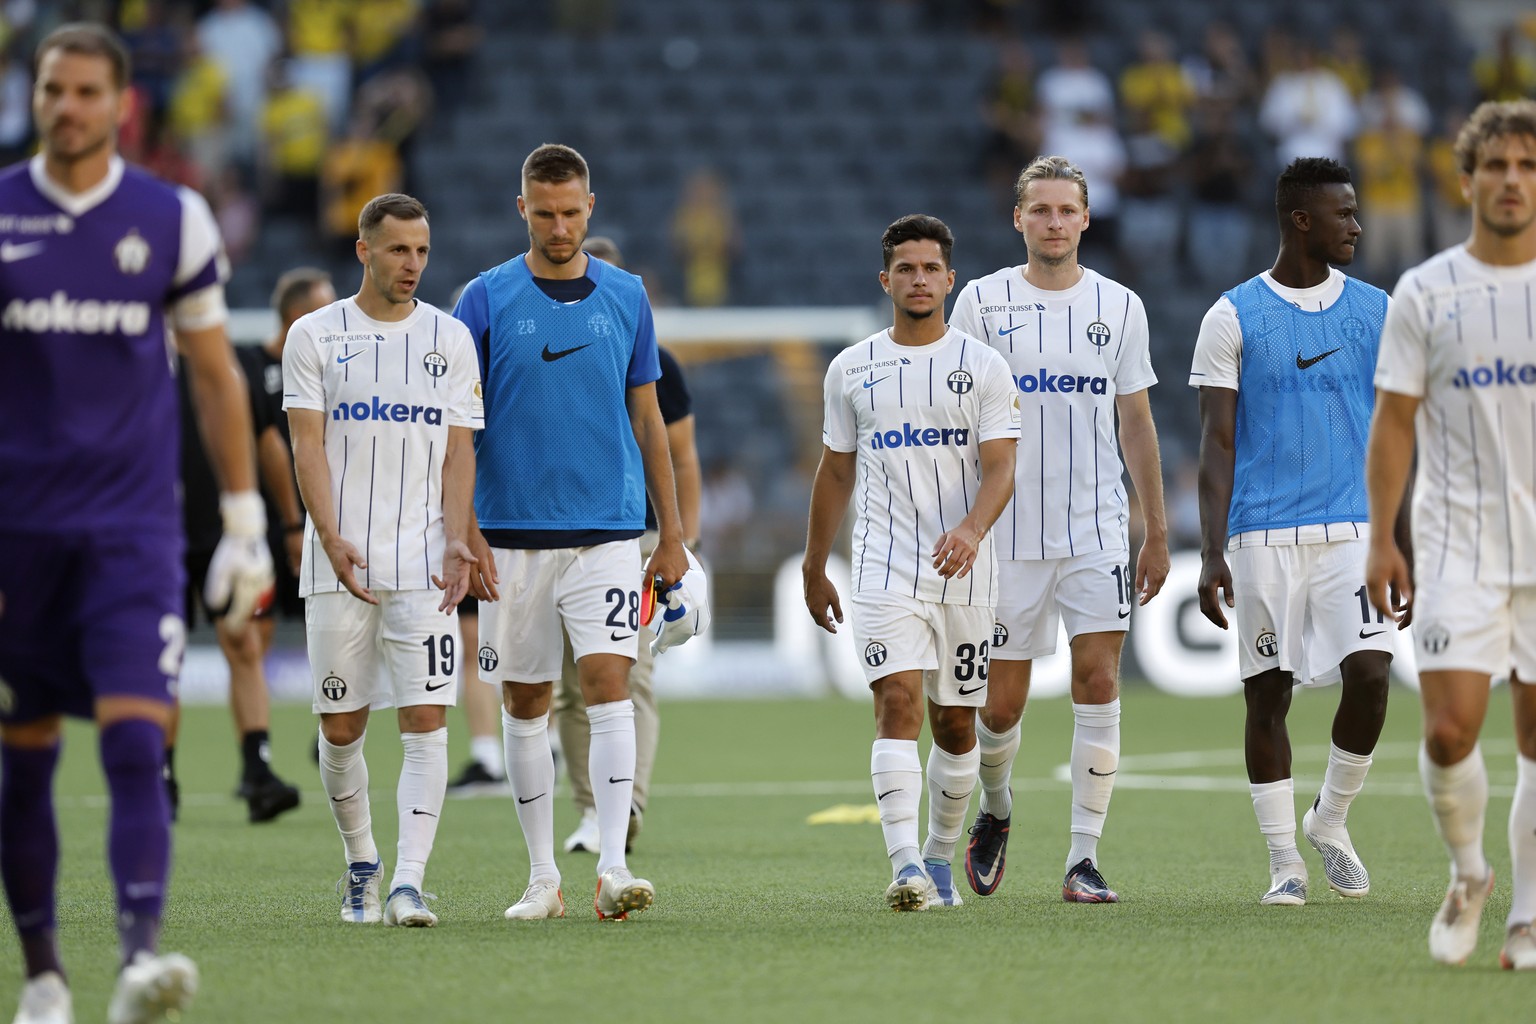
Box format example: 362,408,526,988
2,686,1530,1023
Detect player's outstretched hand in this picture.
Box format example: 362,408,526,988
433,539,478,612
1136,534,1170,605
1197,553,1234,629
1365,539,1413,625
802,566,843,634
931,523,983,579
321,533,377,605
206,491,277,629
466,525,499,602
644,536,689,592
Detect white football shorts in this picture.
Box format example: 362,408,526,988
849,592,996,706
478,540,643,684
993,548,1130,661
305,590,461,713
1230,538,1394,687
1411,581,1536,680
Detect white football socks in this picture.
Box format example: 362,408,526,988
1067,700,1120,869
1316,742,1372,827
1507,754,1536,928
587,699,637,877
922,742,980,864
1420,742,1490,883
503,710,558,885
392,727,447,893
975,718,1020,819
1250,778,1303,876
871,738,922,872
319,730,377,866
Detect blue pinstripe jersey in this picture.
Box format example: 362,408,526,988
823,329,1020,606
283,297,484,595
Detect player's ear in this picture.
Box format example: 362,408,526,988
879,269,891,294
944,268,955,294
516,196,527,221
354,236,368,265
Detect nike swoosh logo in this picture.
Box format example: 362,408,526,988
1296,348,1340,369
1358,628,1386,638
1087,767,1117,776
972,859,1001,889
997,324,1027,336
541,343,590,362
610,631,635,642
1117,609,1131,619
877,788,901,801
337,351,366,364
862,376,889,389
608,776,634,784
331,788,361,803
517,793,545,805
424,680,451,691
957,683,986,696
980,759,1008,768
410,808,439,816
0,240,45,262
941,789,967,800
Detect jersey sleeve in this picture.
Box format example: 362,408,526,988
626,295,662,388
281,321,325,413
444,320,485,429
450,276,490,379
821,355,857,453
168,186,230,332
976,348,1022,442
655,346,693,424
1374,280,1428,398
1113,290,1157,395
1189,297,1243,390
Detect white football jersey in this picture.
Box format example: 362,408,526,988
951,265,1156,560
1375,246,1536,586
283,297,484,596
823,328,1020,606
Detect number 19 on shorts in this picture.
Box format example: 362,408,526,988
422,633,455,677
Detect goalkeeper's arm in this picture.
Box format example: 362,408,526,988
179,321,273,628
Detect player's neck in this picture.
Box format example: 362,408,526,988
353,289,417,323
888,315,947,347
527,249,589,281
1268,249,1331,289
1465,225,1536,267
41,149,113,195
1020,260,1082,291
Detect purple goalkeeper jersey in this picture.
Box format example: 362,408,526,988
0,156,225,534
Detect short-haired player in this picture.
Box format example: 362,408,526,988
804,214,1019,910
285,192,482,929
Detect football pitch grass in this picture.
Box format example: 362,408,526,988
3,686,1530,1023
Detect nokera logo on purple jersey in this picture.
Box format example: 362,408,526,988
2,291,151,335
332,396,444,424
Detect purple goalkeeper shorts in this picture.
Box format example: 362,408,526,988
0,528,185,723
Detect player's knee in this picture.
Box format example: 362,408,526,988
319,714,367,746
97,718,167,779
1423,715,1479,765
1071,667,1119,705
929,706,976,751
398,704,447,733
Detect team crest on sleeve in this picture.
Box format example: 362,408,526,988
114,230,151,275
1086,321,1111,348
946,369,974,395
423,351,448,378
864,642,888,668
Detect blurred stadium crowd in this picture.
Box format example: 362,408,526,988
5,0,1535,628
